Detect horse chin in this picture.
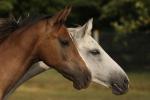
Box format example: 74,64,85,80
72,81,89,90
111,83,128,95
93,79,128,95
73,82,82,90
58,72,88,89
56,66,91,90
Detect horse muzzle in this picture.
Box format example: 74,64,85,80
110,75,129,95
72,70,91,90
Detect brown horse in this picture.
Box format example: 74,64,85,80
0,7,91,100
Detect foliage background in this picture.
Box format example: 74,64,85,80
1,0,149,70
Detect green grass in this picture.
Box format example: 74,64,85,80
9,70,150,100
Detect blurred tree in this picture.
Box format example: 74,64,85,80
0,0,149,69
99,0,150,69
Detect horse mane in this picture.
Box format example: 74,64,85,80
0,14,51,42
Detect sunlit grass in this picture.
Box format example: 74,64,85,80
9,70,150,100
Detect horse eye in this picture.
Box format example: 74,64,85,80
59,39,69,46
89,49,100,55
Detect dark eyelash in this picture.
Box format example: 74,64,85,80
59,39,69,46
89,49,100,55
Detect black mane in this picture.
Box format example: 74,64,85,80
0,14,51,41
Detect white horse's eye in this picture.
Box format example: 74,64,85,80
89,49,100,55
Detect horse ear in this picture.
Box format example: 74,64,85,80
49,6,72,26
83,18,93,36
76,18,93,38
68,18,93,39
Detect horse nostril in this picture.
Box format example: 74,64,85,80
124,78,129,84
123,78,129,90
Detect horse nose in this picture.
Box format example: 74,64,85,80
73,62,91,90
73,69,91,90
69,55,92,89
110,74,129,95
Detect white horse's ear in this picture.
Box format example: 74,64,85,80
80,18,93,37
68,18,93,39
85,18,93,35
68,28,80,38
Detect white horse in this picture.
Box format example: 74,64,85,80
5,19,129,99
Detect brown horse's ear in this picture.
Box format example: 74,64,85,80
49,5,72,26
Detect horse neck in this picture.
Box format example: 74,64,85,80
0,24,40,96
